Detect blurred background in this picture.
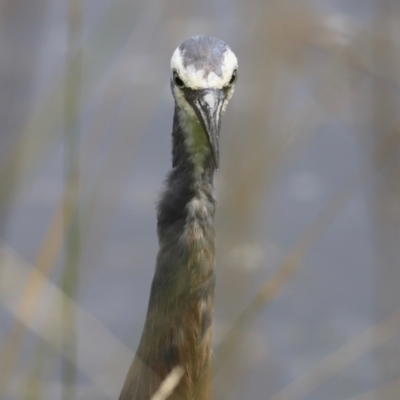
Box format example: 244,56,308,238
1,0,400,399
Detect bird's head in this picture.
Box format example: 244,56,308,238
170,36,238,170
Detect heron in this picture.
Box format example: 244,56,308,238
119,36,238,400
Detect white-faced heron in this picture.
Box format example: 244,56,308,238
119,35,238,400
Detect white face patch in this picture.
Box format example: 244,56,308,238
170,47,238,90
173,86,197,120
170,38,237,178
220,49,238,85
196,69,205,80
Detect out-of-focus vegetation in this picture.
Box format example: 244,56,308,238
0,0,399,399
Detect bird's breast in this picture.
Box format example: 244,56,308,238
182,192,215,277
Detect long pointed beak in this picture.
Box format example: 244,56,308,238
186,89,225,170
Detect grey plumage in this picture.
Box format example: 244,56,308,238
119,36,237,400
179,36,229,77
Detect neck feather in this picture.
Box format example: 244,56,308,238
157,106,216,239
144,106,216,398
120,106,217,400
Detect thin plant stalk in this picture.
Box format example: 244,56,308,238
61,1,82,399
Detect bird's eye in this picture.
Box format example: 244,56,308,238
173,71,185,88
228,70,237,86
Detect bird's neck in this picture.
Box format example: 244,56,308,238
136,106,217,399
172,106,216,188
157,106,217,265
120,108,217,400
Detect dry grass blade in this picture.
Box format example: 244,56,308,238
269,311,400,400
150,366,184,400
0,200,71,397
0,1,167,395
75,0,167,288
0,244,135,399
0,0,161,212
61,0,82,398
214,125,400,374
2,1,399,398
346,379,400,400
214,166,365,374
